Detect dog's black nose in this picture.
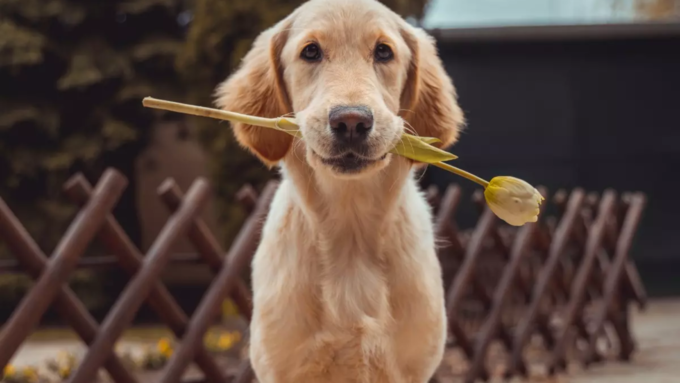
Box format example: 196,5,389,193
329,106,373,143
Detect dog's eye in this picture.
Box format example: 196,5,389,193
300,43,322,62
374,43,393,62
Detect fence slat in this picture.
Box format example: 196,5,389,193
0,253,205,272
232,360,256,383
444,207,497,381
0,196,137,383
158,181,278,383
466,189,549,383
62,174,226,383
158,180,254,321
68,179,213,383
547,190,617,374
510,189,585,376
434,185,463,257
0,169,128,372
585,193,646,363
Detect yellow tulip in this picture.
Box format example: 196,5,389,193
3,364,15,377
393,133,457,163
484,176,544,226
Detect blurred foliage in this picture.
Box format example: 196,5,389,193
0,0,193,306
0,270,108,318
177,0,430,246
0,0,193,259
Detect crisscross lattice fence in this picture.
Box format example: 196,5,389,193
0,168,647,382
427,183,647,382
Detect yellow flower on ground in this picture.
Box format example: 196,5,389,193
221,299,239,318
204,332,218,345
3,364,15,377
58,365,71,379
217,331,242,350
46,351,78,379
21,366,38,383
217,334,235,350
484,176,544,226
157,338,173,358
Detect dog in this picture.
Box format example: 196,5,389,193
216,0,464,381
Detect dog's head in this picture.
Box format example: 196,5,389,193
216,0,464,178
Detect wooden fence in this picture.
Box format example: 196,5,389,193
427,184,647,382
0,168,647,382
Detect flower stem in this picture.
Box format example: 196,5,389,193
143,97,490,187
143,97,279,128
431,162,490,188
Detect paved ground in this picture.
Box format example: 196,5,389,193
8,299,680,382
566,298,680,383
9,320,247,382
435,298,680,383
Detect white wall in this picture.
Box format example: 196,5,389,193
422,0,639,29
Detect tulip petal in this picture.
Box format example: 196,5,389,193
484,176,543,226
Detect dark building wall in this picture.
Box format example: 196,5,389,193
426,30,679,296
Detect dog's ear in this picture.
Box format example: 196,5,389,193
215,19,293,166
399,26,465,150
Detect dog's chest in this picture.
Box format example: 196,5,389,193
250,182,445,383
250,204,445,382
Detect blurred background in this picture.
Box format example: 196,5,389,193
0,0,678,321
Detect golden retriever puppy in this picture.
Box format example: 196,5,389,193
216,0,464,381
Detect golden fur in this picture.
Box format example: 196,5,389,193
216,0,464,381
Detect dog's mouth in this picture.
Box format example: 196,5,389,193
316,151,388,174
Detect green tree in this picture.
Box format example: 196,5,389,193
0,0,191,254
177,0,430,246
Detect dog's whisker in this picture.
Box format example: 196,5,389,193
402,120,419,137
415,162,427,183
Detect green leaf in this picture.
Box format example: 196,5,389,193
37,199,76,221
57,41,132,90
42,151,74,171
102,118,139,150
130,38,182,62
42,135,103,170
118,0,177,15
416,136,442,145
0,19,45,67
0,104,59,136
9,150,40,175
391,133,457,163
0,0,87,26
